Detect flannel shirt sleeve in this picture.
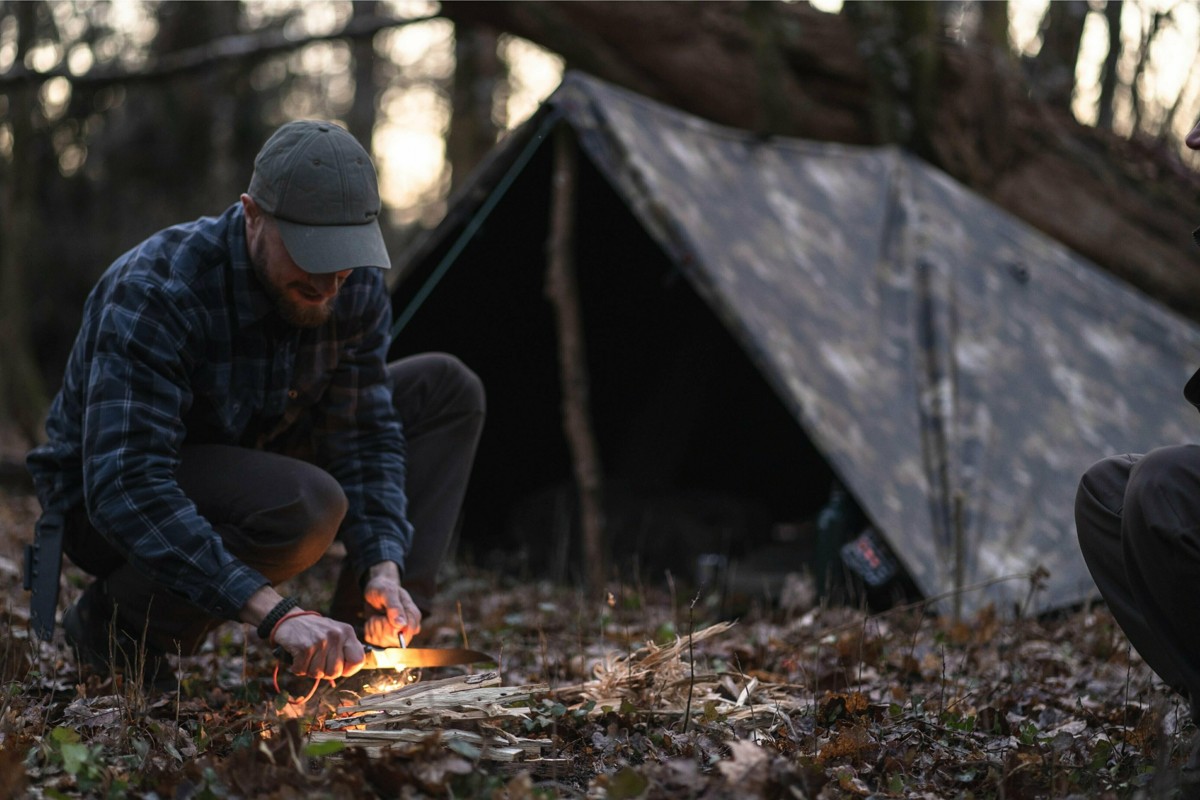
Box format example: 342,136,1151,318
312,280,411,582
82,278,268,619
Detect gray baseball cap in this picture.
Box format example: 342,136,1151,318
248,120,391,273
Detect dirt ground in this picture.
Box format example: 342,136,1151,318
0,469,1196,798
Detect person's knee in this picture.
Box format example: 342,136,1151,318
256,465,347,568
1076,453,1146,569
428,352,486,418
1126,446,1190,508
295,467,349,545
1122,445,1200,548
1076,455,1132,525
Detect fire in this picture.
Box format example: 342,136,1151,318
363,668,421,694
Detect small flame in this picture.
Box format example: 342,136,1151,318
363,668,420,694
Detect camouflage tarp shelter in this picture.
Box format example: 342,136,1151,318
389,71,1200,615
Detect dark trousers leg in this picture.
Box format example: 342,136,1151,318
331,353,485,619
1076,446,1200,717
76,445,347,656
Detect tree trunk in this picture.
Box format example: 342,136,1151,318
149,0,244,214
978,1,1011,54
1096,0,1123,131
1127,10,1166,136
0,2,50,444
1162,49,1200,145
348,0,380,151
438,1,1200,323
447,22,504,191
1031,0,1088,109
843,1,942,157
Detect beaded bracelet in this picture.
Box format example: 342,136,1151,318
256,596,300,641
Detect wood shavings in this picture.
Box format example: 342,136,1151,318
314,620,806,762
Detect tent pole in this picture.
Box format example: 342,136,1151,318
545,125,608,594
953,491,965,621
390,109,562,343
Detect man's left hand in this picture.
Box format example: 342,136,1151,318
362,561,422,647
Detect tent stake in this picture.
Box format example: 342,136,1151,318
545,125,607,594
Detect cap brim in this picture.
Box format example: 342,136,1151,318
275,218,392,274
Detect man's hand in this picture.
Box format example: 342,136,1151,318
241,585,365,679
362,561,422,647
273,613,366,679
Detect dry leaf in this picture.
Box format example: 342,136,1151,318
717,739,768,790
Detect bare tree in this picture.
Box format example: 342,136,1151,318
1127,7,1165,135
447,22,505,191
1097,0,1124,131
978,1,1011,54
1030,0,1089,109
0,1,51,443
347,0,381,153
0,5,430,445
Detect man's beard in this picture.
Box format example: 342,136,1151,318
249,243,334,329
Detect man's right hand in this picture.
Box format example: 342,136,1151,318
272,612,366,680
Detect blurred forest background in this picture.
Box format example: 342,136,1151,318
2,0,1200,462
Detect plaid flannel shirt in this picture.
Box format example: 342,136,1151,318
26,203,411,620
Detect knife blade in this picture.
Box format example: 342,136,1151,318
362,644,494,670
273,643,494,671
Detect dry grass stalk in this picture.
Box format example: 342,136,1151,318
340,671,503,711
554,620,808,737
556,621,736,709
317,621,801,761
316,671,553,765
323,672,548,732
309,727,546,762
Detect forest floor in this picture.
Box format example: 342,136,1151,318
0,481,1197,800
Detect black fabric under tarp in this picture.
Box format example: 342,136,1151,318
390,72,1200,614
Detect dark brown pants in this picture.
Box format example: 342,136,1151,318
67,353,485,656
1076,445,1200,719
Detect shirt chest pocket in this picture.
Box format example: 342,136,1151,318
284,367,336,411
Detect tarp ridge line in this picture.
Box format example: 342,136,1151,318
389,109,564,343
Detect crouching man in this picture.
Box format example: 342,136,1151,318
25,120,484,689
